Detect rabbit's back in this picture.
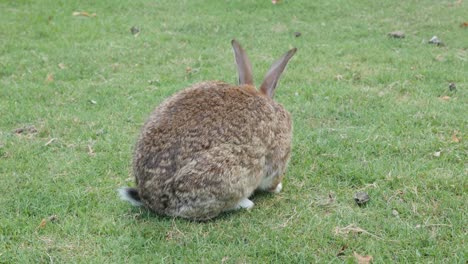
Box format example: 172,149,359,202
134,81,276,170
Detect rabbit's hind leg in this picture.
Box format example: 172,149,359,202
258,171,283,193
170,145,261,220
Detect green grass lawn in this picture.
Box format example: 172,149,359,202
1,0,466,262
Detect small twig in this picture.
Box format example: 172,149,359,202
44,138,56,146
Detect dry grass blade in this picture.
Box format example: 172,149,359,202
88,144,96,156
275,207,298,228
44,138,56,146
334,224,386,241
72,11,97,17
165,219,185,241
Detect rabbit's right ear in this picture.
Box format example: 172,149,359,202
231,39,254,86
260,48,297,98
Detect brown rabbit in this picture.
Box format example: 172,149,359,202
119,40,296,221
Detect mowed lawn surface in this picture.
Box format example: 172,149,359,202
0,0,466,262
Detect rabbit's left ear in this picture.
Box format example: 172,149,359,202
231,39,254,86
260,48,297,98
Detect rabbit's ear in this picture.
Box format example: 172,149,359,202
260,48,297,98
231,39,254,86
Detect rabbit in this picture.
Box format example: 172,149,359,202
119,40,296,221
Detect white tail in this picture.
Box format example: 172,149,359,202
118,187,143,206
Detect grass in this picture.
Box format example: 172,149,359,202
0,0,466,262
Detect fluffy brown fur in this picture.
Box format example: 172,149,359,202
120,40,296,220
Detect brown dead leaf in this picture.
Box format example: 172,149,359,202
185,66,192,74
38,219,47,229
354,252,373,264
452,130,461,143
440,95,450,101
72,11,96,17
37,216,59,231
46,73,54,83
461,22,468,28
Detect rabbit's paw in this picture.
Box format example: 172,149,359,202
273,182,282,193
235,198,254,210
